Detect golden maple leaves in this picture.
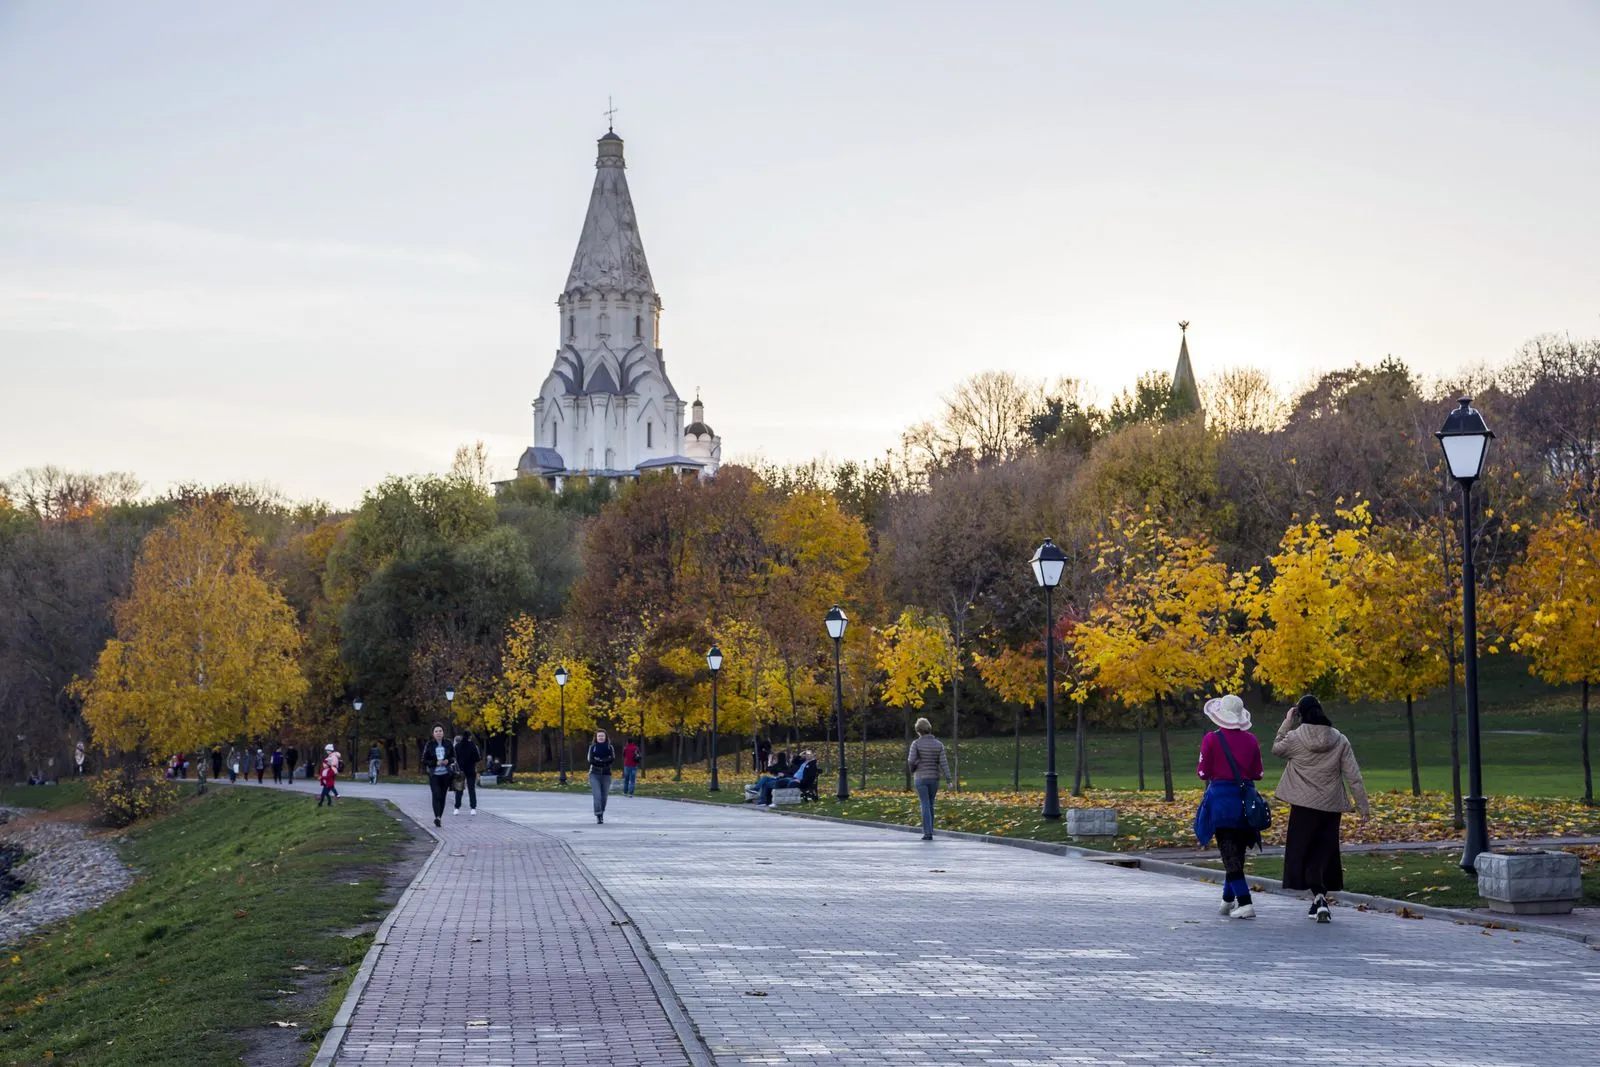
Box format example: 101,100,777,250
77,498,307,757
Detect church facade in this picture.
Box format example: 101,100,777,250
514,129,721,489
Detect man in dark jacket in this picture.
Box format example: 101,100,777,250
453,731,481,816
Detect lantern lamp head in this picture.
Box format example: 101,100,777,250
706,645,723,672
1030,538,1067,589
554,665,569,687
824,605,848,642
1435,397,1494,483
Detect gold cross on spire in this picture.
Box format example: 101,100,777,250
605,96,618,132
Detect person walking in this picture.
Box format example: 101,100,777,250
367,742,383,785
316,758,338,806
285,746,298,781
907,718,952,841
253,747,266,784
621,738,641,797
453,731,481,816
587,730,616,824
421,726,455,828
227,744,242,783
270,745,285,784
1273,695,1370,923
211,745,223,780
1193,695,1265,919
74,742,86,776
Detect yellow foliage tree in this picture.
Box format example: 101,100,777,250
1342,521,1451,796
1073,513,1255,800
79,498,307,760
1500,506,1600,804
1249,503,1370,699
877,607,954,787
973,645,1043,790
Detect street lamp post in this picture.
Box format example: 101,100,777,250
825,606,849,801
1436,397,1495,873
1031,538,1067,820
706,645,724,792
353,698,363,782
554,666,569,786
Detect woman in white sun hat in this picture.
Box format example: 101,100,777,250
1193,694,1265,919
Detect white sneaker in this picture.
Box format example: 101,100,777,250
453,807,460,816
1219,900,1235,916
1230,903,1256,919
1315,897,1332,923
470,808,477,816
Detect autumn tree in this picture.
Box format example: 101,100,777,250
973,645,1043,790
877,608,954,790
1249,504,1371,700
78,498,307,759
1342,521,1451,795
1073,513,1255,800
1500,505,1600,804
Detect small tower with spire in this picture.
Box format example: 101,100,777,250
1170,320,1203,417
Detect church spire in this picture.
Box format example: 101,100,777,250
564,130,655,296
1170,320,1202,414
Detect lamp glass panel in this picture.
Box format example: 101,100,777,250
1441,434,1489,480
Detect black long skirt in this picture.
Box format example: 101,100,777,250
1281,805,1344,892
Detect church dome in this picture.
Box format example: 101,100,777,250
685,420,714,437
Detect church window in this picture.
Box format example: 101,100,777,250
550,422,557,448
647,421,653,447
598,312,609,337
634,314,642,338
568,315,575,339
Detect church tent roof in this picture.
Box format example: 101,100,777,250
564,132,655,296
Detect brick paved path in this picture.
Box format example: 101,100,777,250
299,780,1600,1066
329,787,693,1066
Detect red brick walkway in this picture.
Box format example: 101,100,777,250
331,796,693,1066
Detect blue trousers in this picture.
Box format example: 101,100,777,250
623,766,637,795
915,779,939,836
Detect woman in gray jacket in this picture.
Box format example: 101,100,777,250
907,717,953,841
1273,695,1369,923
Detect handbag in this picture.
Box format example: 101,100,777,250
1214,729,1272,831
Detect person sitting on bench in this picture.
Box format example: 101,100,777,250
754,750,815,806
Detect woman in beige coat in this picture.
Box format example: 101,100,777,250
1272,695,1369,923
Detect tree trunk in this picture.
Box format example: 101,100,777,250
674,730,683,781
1447,651,1464,829
860,707,868,789
1071,702,1087,797
903,708,913,791
1012,704,1022,791
1156,697,1175,802
1583,679,1593,806
1406,695,1421,796
949,676,961,792
1137,706,1146,791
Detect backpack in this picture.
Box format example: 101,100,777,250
1214,729,1272,832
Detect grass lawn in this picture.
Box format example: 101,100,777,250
0,788,412,1067
0,782,88,812
1200,848,1600,910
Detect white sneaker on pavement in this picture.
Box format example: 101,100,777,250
1230,903,1256,919
1219,900,1235,916
453,807,460,816
470,808,477,816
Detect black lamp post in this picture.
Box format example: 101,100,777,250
1436,397,1495,873
825,605,849,801
1031,538,1067,820
554,666,569,785
706,645,723,792
352,698,363,781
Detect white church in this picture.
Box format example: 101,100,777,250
514,128,721,489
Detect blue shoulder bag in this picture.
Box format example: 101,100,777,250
1215,729,1272,831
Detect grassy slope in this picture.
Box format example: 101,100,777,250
0,789,409,1067
0,782,88,812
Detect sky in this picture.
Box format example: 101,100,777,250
1,1,1597,507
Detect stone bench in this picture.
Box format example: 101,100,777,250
1066,808,1118,837
770,787,803,807
1476,849,1582,914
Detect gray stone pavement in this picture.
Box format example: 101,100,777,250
271,779,1600,1066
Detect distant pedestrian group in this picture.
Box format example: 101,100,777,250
1193,693,1368,923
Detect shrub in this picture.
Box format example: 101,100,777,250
87,768,178,828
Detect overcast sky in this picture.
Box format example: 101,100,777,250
2,1,1597,507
